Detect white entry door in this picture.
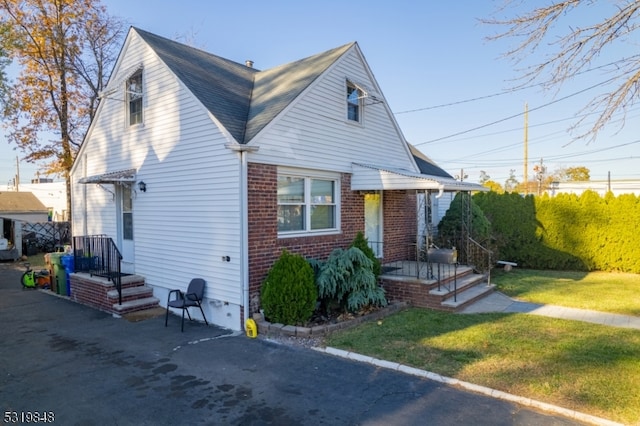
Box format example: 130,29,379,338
116,184,135,273
364,192,383,257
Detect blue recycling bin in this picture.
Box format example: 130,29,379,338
61,255,75,296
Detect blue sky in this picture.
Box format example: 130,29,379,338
2,0,638,187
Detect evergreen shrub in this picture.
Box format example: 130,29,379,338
314,247,387,313
349,231,382,278
464,190,640,272
260,249,317,325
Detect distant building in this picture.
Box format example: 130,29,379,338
0,191,48,222
551,180,640,197
18,182,67,221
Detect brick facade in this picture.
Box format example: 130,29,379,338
246,162,417,316
382,190,416,263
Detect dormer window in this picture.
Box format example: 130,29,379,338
127,71,143,126
347,82,362,122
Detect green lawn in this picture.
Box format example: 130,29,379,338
492,268,640,316
326,270,640,425
327,309,640,424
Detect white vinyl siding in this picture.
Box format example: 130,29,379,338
249,48,416,174
71,32,242,306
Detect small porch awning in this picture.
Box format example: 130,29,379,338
78,169,137,184
351,163,487,193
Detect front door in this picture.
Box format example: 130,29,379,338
116,184,135,273
364,192,383,257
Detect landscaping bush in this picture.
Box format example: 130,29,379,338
261,249,317,325
438,192,491,244
349,231,381,278
314,247,387,313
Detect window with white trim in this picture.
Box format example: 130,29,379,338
347,81,362,122
127,70,143,126
277,172,340,234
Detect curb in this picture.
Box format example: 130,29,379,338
314,347,623,426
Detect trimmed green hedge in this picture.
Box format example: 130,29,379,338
469,190,640,272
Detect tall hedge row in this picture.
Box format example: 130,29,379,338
467,190,640,272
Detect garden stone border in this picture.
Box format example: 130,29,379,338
253,301,409,338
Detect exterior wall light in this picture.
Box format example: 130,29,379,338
138,181,147,192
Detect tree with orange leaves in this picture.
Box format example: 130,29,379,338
0,0,124,220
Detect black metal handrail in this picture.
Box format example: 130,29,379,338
467,237,493,286
73,235,123,305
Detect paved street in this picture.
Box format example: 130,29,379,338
0,262,586,425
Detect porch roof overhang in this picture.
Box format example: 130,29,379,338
351,163,488,193
78,169,137,184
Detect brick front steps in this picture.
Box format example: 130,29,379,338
253,302,409,338
381,268,495,312
69,272,160,315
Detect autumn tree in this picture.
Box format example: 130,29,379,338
504,169,519,193
0,23,9,103
0,0,124,220
478,170,490,184
482,180,504,193
553,166,590,182
485,1,640,141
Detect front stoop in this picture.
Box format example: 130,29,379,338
69,272,160,315
380,266,495,312
440,282,496,311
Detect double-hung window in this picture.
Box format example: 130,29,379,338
277,171,340,235
127,70,143,126
347,81,362,122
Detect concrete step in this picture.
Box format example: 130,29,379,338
441,283,496,311
428,273,487,298
107,285,153,302
112,296,160,314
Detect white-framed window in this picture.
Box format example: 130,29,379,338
347,81,362,122
127,70,143,126
277,170,340,235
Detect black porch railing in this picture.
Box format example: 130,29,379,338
73,235,123,305
466,237,493,286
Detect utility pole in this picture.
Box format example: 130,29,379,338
455,168,467,182
15,156,20,191
534,158,546,195
524,103,528,195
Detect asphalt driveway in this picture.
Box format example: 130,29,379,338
0,261,585,425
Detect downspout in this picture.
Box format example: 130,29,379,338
225,143,259,329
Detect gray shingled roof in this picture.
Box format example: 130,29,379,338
134,28,257,143
134,27,353,144
408,144,453,178
245,43,354,142
0,192,47,213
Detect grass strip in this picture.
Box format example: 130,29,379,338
492,269,640,316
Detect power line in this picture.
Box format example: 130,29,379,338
394,57,637,115
439,106,640,145
414,76,618,146
434,139,640,175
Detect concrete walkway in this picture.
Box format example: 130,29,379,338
461,291,640,330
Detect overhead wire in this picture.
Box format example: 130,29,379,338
413,76,618,146
393,56,638,115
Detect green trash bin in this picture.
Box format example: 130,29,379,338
49,253,67,296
